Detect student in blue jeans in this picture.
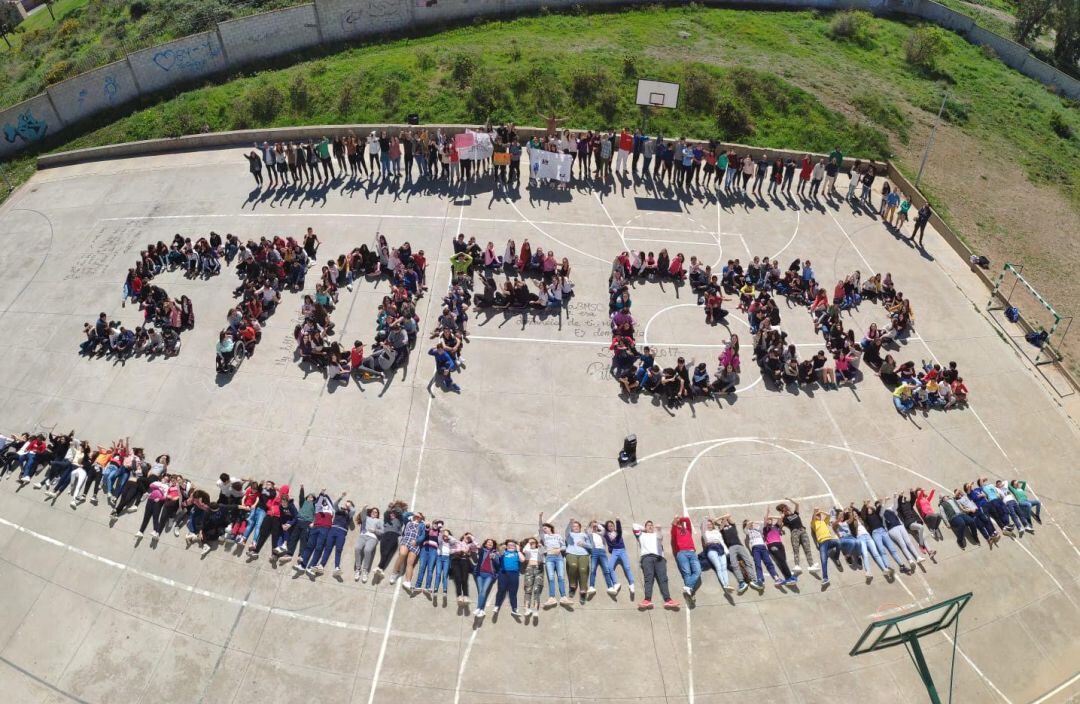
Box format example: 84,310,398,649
538,514,569,607
587,521,616,594
295,492,336,576
493,540,522,616
416,520,445,594
472,538,500,618
311,498,354,577
603,518,635,600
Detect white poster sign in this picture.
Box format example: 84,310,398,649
528,148,573,183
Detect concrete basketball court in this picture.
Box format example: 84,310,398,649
0,147,1078,704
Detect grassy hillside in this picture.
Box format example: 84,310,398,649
0,0,296,106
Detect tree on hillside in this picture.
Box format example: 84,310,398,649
1014,0,1080,71
0,20,13,49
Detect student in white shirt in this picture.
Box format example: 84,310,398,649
632,521,679,610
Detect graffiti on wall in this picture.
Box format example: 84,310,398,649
151,37,222,73
340,0,409,34
2,109,48,144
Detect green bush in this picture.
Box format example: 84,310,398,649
1050,111,1073,139
450,52,477,84
508,40,522,62
571,68,608,105
905,27,949,68
43,60,72,85
337,83,354,115
381,80,400,110
288,74,311,111
828,11,873,47
852,91,911,143
416,50,435,71
622,54,638,78
249,84,284,122
682,66,717,112
716,92,754,139
468,72,509,120
595,82,620,123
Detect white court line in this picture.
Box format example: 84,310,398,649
828,211,874,274
452,630,479,704
0,516,456,643
769,208,801,261
678,439,837,704
367,393,435,704
1030,671,1080,704
98,212,721,240
624,236,740,247
593,192,630,259
506,198,608,264
685,493,831,512
471,333,823,350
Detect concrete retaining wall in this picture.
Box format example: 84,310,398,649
127,31,229,95
45,58,140,128
0,93,62,159
316,0,415,43
217,4,322,68
3,0,1079,163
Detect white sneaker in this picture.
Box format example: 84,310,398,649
354,570,361,582
607,585,617,596
682,586,692,596
792,565,803,575
333,567,342,577
525,608,533,616
559,596,571,605
723,584,735,593
808,564,820,573
33,482,43,490
70,500,79,508
201,545,211,556
492,606,499,614
628,585,635,598
403,580,412,591
306,568,317,577
473,609,484,618
510,609,521,617
134,531,144,538
150,531,159,539
389,574,398,584
361,571,369,583
587,586,596,596
916,555,925,563
293,564,304,572
173,525,181,537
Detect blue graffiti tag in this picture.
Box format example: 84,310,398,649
103,75,119,103
3,109,48,144
151,37,221,73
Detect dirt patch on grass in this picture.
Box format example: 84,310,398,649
906,118,1080,375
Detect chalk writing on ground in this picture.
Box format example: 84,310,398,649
66,221,144,280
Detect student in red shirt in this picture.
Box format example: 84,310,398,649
671,516,701,598
616,128,633,173
798,154,813,196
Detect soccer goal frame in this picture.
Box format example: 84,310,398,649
987,263,1073,367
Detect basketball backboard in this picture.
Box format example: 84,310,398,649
850,593,972,704
636,79,680,109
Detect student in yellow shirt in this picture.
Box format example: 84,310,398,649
810,508,841,587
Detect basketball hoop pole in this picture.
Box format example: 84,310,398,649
905,638,942,704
